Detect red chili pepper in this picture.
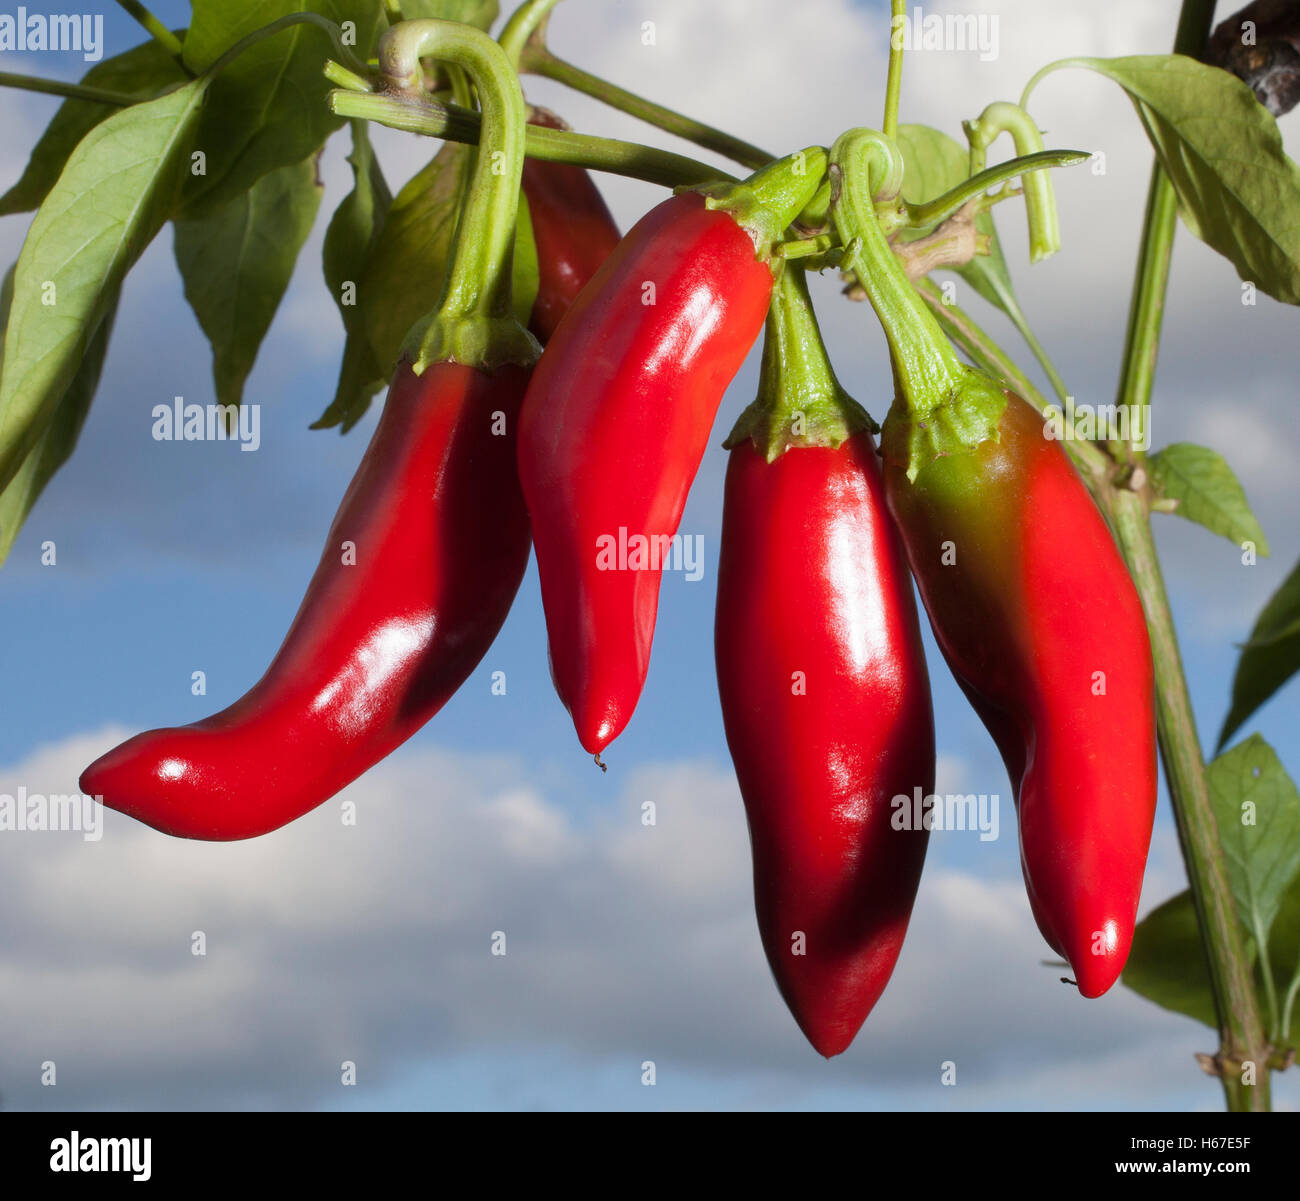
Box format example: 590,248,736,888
715,267,934,1056
521,107,621,342
881,392,1156,997
518,152,825,756
80,361,532,840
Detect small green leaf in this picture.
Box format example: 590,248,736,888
0,276,119,566
1149,442,1269,553
1069,55,1300,304
0,78,209,493
1269,873,1300,1053
1123,890,1218,1029
0,37,190,217
360,143,472,373
174,155,323,410
894,123,1018,319
1220,558,1300,749
1207,735,1300,951
314,122,392,432
180,0,385,213
398,0,499,28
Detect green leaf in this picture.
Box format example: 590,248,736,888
0,37,190,217
173,155,323,409
180,0,385,213
1070,55,1300,304
1123,890,1218,1029
1269,872,1300,1053
1149,442,1270,553
314,122,392,432
0,276,119,566
0,78,209,493
360,142,471,373
1220,558,1300,749
1207,736,1300,952
398,0,499,28
894,123,1018,319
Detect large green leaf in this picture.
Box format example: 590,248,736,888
179,0,385,214
1149,442,1270,553
0,78,209,493
1123,890,1219,1028
0,37,190,217
1219,558,1300,749
398,0,499,27
895,123,1018,318
173,156,324,409
314,122,392,432
0,273,120,566
1207,736,1300,954
1068,55,1300,304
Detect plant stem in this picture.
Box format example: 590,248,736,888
329,88,729,188
884,1,906,140
499,0,564,70
523,48,772,169
0,71,136,107
114,0,185,60
1104,0,1271,1113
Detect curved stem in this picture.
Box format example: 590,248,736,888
208,13,369,79
499,0,565,71
830,128,966,414
524,48,773,169
0,71,136,107
329,88,730,188
964,102,1061,260
884,0,906,140
114,0,184,61
377,19,534,368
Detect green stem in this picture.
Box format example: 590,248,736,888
913,278,1110,484
324,60,373,93
884,0,906,139
499,0,565,70
0,71,136,107
523,48,773,169
377,19,536,370
1097,0,1270,1114
329,88,729,188
829,129,966,414
1282,969,1299,1044
964,102,1061,260
114,0,185,60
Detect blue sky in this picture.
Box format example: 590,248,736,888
1,0,1297,1111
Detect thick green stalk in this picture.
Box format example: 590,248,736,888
0,72,136,107
1102,0,1270,1112
378,19,537,370
329,88,728,188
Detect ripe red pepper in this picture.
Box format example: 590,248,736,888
521,107,620,342
715,268,934,1057
518,152,825,755
880,392,1156,997
81,360,532,840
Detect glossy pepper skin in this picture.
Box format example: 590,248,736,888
520,107,621,342
881,391,1156,997
80,361,532,841
716,431,935,1057
517,190,774,754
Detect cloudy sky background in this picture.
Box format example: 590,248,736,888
1,0,1297,1111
